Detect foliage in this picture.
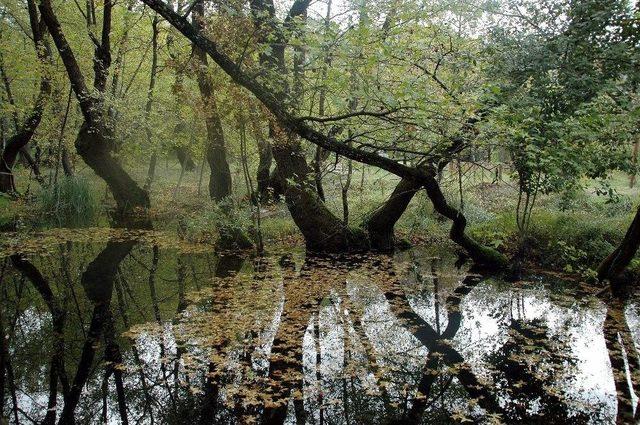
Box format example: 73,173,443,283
180,197,253,245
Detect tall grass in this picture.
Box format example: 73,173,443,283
36,176,99,226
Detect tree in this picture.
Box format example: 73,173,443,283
191,2,233,201
39,0,150,214
140,0,507,266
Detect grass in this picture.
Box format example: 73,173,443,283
35,175,99,227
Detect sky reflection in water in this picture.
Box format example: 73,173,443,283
1,231,638,424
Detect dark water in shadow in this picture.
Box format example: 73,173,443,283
0,229,638,424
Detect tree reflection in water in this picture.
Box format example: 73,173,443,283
0,241,638,424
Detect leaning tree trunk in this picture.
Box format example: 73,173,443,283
598,203,640,288
40,0,150,214
365,176,423,251
75,124,150,211
192,4,232,202
0,0,51,193
271,126,368,252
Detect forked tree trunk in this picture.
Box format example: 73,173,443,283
598,203,640,288
40,0,150,214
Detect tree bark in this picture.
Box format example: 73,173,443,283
423,172,508,268
249,113,273,201
365,176,422,251
598,203,640,289
192,4,232,201
175,145,196,171
271,127,368,251
40,0,150,213
61,146,74,177
76,124,150,210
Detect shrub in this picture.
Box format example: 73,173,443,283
525,211,626,272
181,198,254,247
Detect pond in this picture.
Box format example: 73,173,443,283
0,228,638,424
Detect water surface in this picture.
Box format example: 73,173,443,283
0,229,638,424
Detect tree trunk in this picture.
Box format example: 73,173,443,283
269,166,285,200
40,0,150,214
313,146,326,202
249,110,273,202
256,138,273,200
192,4,232,201
61,146,74,177
175,145,196,171
423,172,508,269
144,14,160,191
271,127,368,252
75,124,150,211
365,176,422,251
598,203,640,289
630,135,639,188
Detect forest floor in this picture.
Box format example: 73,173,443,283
2,160,639,279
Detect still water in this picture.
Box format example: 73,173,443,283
0,228,638,424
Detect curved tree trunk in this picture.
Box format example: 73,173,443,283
271,127,368,252
0,0,51,193
598,203,640,289
75,124,150,211
422,172,508,269
365,176,422,251
40,0,150,214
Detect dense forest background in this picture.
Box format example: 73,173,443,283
1,0,640,285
